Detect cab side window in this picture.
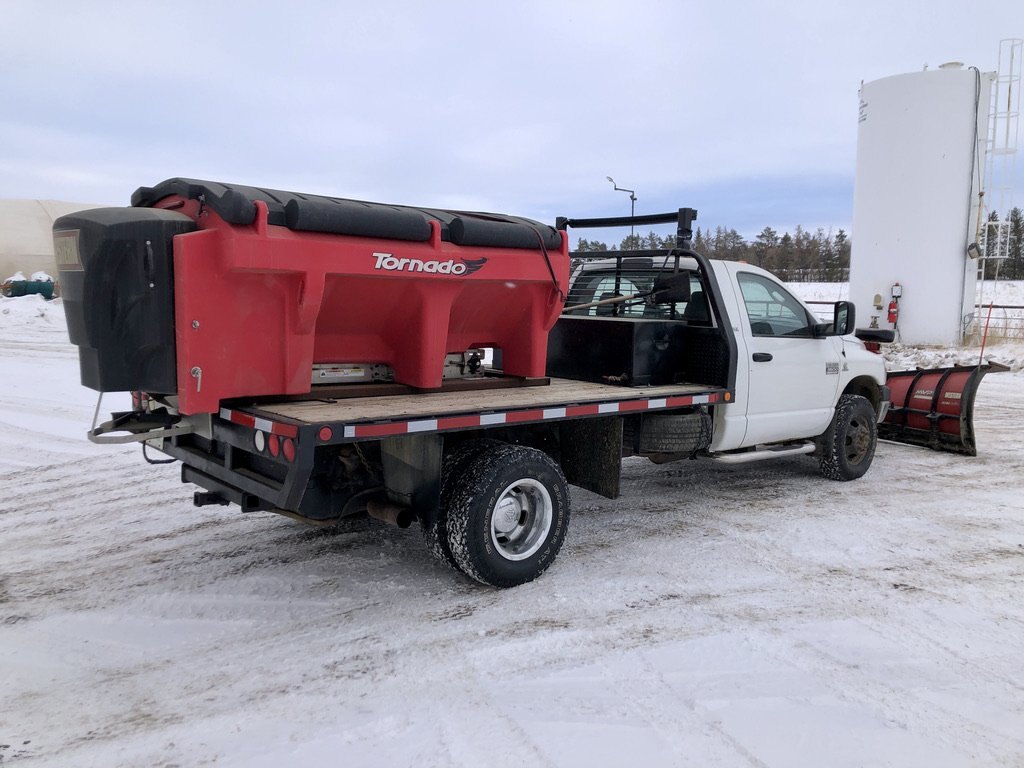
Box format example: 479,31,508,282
737,273,814,337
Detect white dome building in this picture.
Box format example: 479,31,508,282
1,199,101,280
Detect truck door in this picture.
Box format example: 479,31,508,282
732,270,842,446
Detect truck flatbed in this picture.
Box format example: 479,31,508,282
222,378,731,442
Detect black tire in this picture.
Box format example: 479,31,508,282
422,438,502,573
819,394,877,481
635,411,710,454
446,444,570,588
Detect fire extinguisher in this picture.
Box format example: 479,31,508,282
888,282,902,326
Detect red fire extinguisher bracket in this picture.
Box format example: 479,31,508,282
887,298,899,325
887,282,902,326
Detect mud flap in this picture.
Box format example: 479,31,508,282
880,362,1009,456
559,416,622,499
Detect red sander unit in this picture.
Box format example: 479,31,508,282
55,179,569,414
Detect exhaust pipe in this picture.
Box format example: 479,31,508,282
367,497,415,529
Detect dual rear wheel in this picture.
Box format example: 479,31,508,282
423,441,570,588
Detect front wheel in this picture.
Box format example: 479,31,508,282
446,444,570,588
819,394,877,481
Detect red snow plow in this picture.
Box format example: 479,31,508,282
880,362,1010,456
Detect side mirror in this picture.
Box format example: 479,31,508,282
833,301,855,336
815,301,856,337
650,273,691,304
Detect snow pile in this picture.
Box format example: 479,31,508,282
4,271,55,283
885,342,1024,373
0,294,65,334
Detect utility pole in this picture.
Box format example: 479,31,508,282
606,176,637,244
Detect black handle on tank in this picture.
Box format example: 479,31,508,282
144,239,155,288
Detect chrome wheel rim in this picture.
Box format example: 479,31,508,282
489,478,553,561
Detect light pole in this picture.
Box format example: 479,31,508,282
606,176,637,244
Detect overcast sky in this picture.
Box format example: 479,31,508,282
1,1,1020,243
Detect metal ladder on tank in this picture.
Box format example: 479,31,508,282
971,38,1021,341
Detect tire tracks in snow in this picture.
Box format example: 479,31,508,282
3,367,1023,764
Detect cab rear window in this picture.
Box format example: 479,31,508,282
564,270,708,323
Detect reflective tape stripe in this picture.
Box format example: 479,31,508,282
338,391,726,439
219,408,298,438
407,419,439,433
224,391,726,442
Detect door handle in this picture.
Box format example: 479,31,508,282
752,352,773,362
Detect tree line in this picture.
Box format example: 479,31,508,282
576,206,1024,283
576,225,851,281
982,207,1024,280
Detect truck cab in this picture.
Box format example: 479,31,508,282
548,248,888,459
713,259,885,450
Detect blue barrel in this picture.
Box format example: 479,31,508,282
4,280,55,300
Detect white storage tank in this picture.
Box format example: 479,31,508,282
849,64,993,345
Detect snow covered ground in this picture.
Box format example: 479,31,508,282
791,280,1024,308
789,282,1024,373
792,281,1024,347
2,295,1023,767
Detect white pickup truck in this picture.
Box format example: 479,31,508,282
57,192,889,588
